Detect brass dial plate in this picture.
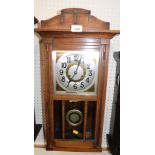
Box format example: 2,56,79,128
52,50,99,96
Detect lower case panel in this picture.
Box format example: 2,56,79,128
52,100,99,151
54,140,95,148
47,140,102,152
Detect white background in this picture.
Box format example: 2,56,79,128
0,0,155,155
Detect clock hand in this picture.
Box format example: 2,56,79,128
66,56,82,88
74,56,82,74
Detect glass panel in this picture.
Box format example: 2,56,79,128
53,100,62,139
86,101,96,140
53,100,96,140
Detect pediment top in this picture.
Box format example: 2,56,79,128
35,8,120,37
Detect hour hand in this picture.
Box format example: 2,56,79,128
66,80,71,88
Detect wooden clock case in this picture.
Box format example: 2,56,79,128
35,8,119,152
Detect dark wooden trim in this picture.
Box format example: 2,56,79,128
47,146,102,152
40,41,51,146
98,42,110,146
94,44,103,146
34,31,119,39
83,101,88,140
53,95,97,101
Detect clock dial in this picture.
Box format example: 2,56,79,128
53,51,99,95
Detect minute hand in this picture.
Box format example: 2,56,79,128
74,56,82,74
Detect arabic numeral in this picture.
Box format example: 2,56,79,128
80,82,84,88
61,76,65,82
74,55,79,61
61,62,67,68
87,63,90,69
59,69,63,75
85,77,89,83
66,81,70,88
89,70,93,76
67,56,71,63
73,83,77,89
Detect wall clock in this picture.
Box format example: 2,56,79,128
35,8,119,152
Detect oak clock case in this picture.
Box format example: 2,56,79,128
35,8,119,152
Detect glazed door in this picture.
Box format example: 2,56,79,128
50,37,103,148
